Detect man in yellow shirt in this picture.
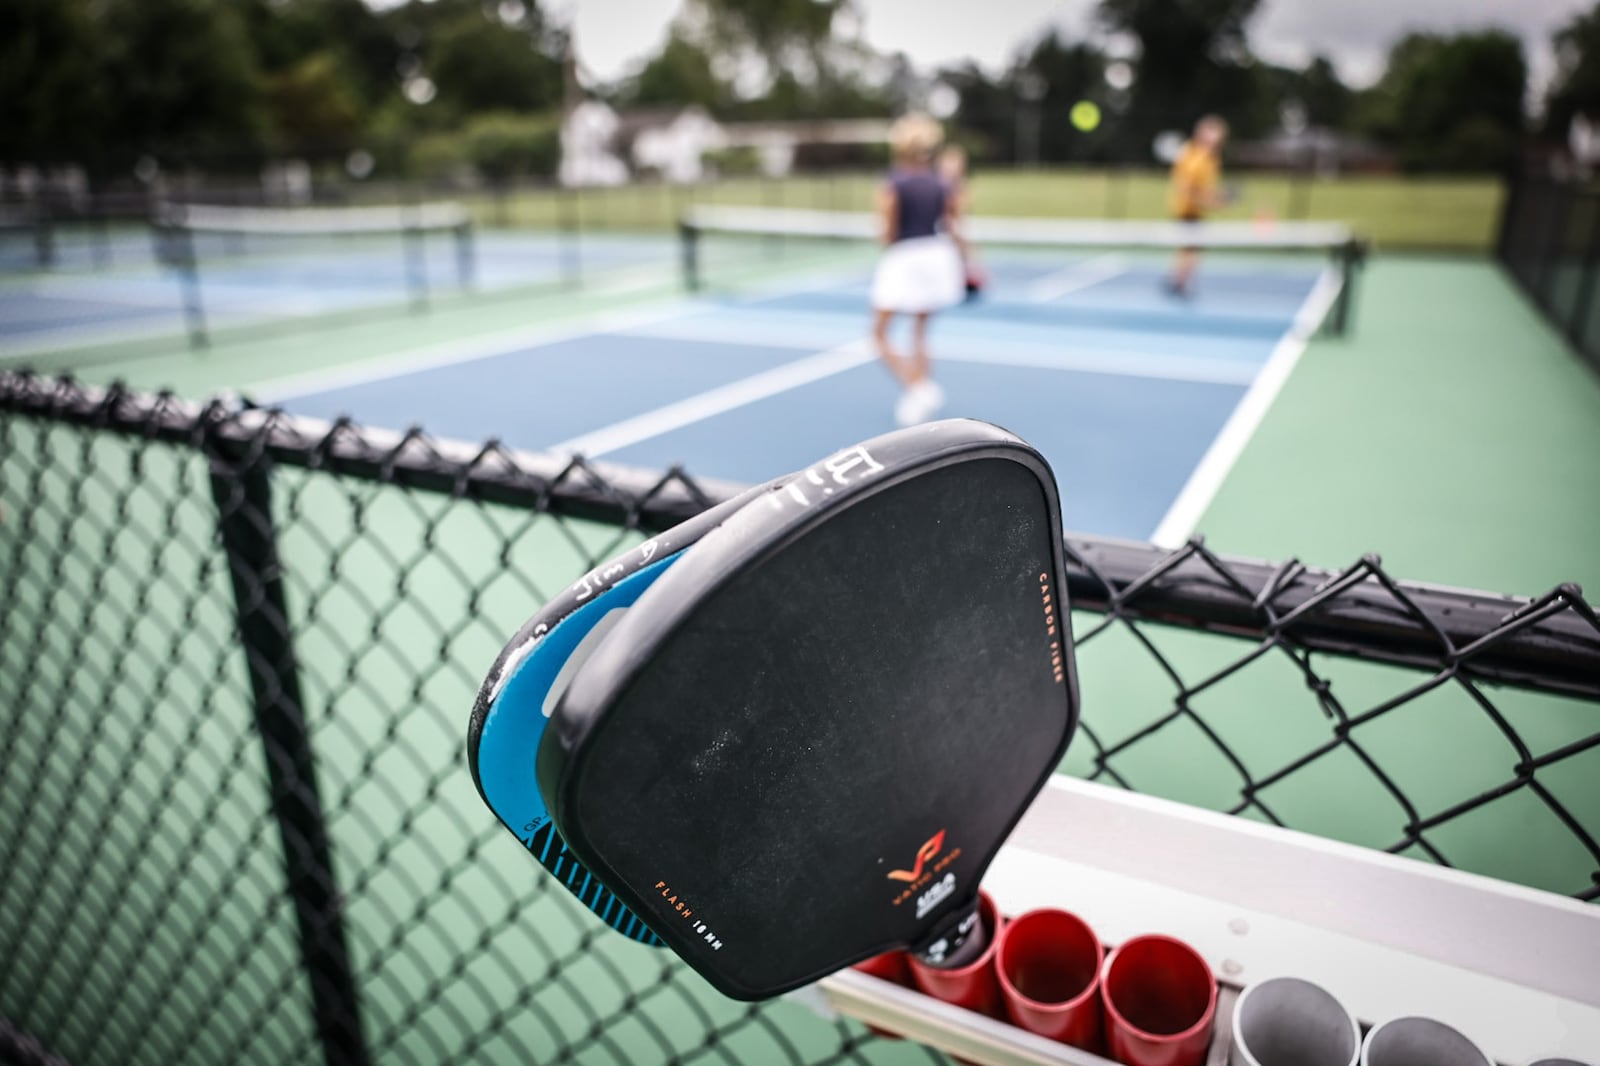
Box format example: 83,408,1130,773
1167,115,1228,296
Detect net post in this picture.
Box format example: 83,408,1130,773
1329,238,1362,337
206,439,372,1066
454,219,475,291
402,214,428,312
680,219,701,291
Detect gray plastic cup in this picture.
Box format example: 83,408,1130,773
1230,976,1360,1066
1361,1016,1493,1066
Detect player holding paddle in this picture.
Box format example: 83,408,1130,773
871,114,966,426
1165,115,1230,297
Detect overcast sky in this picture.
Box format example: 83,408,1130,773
556,0,1588,93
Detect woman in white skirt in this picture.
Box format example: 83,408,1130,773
871,114,967,426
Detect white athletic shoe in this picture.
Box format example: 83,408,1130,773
894,379,946,425
894,388,921,427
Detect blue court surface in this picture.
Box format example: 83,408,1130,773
0,230,675,358
261,249,1336,542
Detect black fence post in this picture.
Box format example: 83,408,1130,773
1288,161,1313,220
558,183,582,288
156,220,209,349
763,174,783,258
1494,171,1521,269
207,443,371,1066
32,202,56,270
1530,180,1569,312
680,220,702,291
1107,166,1129,219
1566,192,1600,353
91,199,112,269
402,210,429,312
454,220,476,292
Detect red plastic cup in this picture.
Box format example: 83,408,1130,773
853,950,911,985
1101,934,1217,1066
906,891,1004,1018
996,908,1103,1051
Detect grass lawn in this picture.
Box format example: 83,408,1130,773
476,169,1504,252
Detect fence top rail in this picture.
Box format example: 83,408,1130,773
0,371,741,531
2,371,1595,699
681,205,1360,251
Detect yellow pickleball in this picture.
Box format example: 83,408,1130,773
1070,100,1102,132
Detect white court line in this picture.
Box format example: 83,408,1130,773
551,341,876,458
246,264,863,402
248,299,699,403
940,345,1255,387
1023,254,1128,301
624,317,1257,387
1147,266,1343,548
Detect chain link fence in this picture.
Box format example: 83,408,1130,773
1498,171,1600,379
3,372,1597,1066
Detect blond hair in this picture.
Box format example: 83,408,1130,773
888,113,943,163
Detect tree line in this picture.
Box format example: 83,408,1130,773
2,0,1597,181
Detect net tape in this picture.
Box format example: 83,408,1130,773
681,205,1357,251
1,372,1595,1066
155,201,472,236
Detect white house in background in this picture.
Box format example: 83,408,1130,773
719,119,890,176
560,100,629,187
628,108,726,183
558,102,892,185
1228,127,1392,174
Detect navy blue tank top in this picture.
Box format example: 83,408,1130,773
888,169,946,242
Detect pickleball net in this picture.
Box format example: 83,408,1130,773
152,201,477,348
0,372,1595,1066
678,205,1368,337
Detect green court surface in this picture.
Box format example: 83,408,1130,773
1198,254,1600,597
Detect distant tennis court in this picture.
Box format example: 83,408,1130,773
0,223,676,357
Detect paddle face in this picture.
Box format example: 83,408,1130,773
470,419,1078,999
